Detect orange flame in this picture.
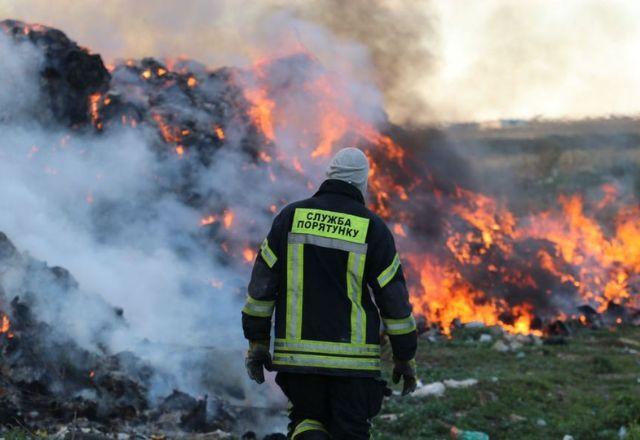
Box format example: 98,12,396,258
243,248,256,263
517,195,640,311
88,93,103,129
200,215,217,226
1,313,14,339
112,50,640,336
393,223,407,238
223,211,235,229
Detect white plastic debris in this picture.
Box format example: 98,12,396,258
510,341,524,351
379,413,400,422
443,378,478,388
492,340,510,352
563,435,574,440
619,426,628,438
536,418,547,427
479,333,493,343
412,381,446,397
412,377,479,398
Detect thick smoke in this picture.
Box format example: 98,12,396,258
0,0,435,124
0,11,389,430
0,30,255,406
2,0,639,123
0,33,43,118
280,0,436,125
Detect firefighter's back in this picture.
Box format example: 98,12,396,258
271,179,385,376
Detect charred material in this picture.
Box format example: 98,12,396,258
0,232,246,436
0,20,110,126
1,16,639,438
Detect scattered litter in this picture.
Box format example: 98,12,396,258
479,334,493,343
563,435,575,440
379,413,400,422
618,426,627,438
619,338,640,348
451,426,490,440
492,341,510,352
536,418,547,427
443,378,478,389
412,381,446,397
509,413,526,423
412,377,478,398
510,341,523,351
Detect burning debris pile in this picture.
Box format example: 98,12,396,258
0,232,246,437
0,16,639,436
0,20,288,437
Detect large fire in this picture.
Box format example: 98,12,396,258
235,52,639,335
76,42,639,336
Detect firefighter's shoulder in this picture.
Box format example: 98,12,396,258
363,208,394,242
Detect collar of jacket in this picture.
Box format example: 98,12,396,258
314,179,365,205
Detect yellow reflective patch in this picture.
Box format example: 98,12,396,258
274,338,380,356
291,208,369,244
242,296,275,318
260,238,277,268
383,315,416,335
273,352,381,371
378,253,401,288
292,419,328,438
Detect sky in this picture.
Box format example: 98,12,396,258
0,0,639,123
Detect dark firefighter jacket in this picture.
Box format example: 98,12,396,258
242,179,417,377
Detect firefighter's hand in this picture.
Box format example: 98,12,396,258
245,340,272,384
392,358,417,396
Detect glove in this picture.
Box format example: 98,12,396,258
392,358,417,396
245,340,272,384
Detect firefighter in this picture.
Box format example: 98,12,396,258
242,147,417,439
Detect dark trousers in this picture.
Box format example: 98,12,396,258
275,372,387,440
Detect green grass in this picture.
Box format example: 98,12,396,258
374,326,640,440
1,429,32,440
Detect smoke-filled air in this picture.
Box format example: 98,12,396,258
0,1,639,438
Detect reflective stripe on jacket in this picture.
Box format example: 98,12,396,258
242,179,417,377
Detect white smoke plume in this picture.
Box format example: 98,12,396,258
0,9,387,433
0,32,250,400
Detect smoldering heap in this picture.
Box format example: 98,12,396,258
0,19,288,439
0,231,245,436
1,15,640,438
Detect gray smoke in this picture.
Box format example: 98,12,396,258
283,0,435,124
0,9,388,430
0,31,257,405
4,0,638,122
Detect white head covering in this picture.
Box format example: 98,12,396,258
326,147,369,197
